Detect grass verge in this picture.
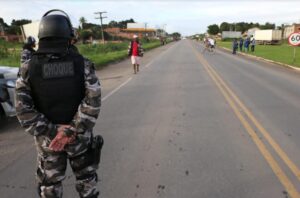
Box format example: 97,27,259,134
79,40,162,69
0,40,163,69
0,39,21,67
218,41,300,68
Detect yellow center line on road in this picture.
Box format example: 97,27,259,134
190,41,300,182
200,46,300,182
188,41,300,198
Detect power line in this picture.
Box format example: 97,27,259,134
94,11,107,44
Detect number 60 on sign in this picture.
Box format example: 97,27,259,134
288,32,300,46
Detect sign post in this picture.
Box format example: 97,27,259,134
294,47,296,63
288,32,300,64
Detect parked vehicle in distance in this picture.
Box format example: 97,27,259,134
254,30,282,45
221,31,242,39
0,66,18,119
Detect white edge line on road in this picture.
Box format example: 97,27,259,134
144,62,152,68
101,77,133,102
143,42,178,70
101,42,178,102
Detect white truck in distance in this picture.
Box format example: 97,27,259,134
254,30,282,45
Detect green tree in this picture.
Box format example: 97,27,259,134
108,20,118,28
6,26,20,34
220,22,230,32
91,26,102,39
260,22,275,30
0,18,9,28
79,17,87,29
11,19,31,26
171,32,181,38
5,19,31,35
83,23,100,30
79,30,92,43
156,29,165,37
118,18,135,29
207,24,220,35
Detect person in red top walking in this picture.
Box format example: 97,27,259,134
128,35,144,74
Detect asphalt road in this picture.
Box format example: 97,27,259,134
1,40,300,198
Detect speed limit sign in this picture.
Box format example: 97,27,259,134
288,32,300,46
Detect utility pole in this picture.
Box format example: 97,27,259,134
144,22,148,37
94,11,107,44
162,24,167,37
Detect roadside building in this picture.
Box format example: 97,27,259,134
105,27,122,36
122,28,156,39
105,23,156,40
0,23,22,42
0,31,22,42
0,24,4,33
221,31,242,39
283,24,300,39
214,33,222,41
123,23,156,38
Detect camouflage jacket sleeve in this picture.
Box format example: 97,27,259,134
138,43,144,56
70,58,101,133
127,42,132,56
15,61,56,137
127,42,144,57
20,49,32,64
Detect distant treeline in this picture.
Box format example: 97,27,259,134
0,16,181,43
0,18,31,35
207,22,277,35
81,18,136,30
0,16,137,41
0,16,136,36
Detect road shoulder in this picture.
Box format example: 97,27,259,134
218,46,300,72
96,42,176,97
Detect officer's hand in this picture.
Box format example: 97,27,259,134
57,125,69,133
49,126,75,152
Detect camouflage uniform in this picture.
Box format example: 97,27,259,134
20,48,35,64
15,58,101,198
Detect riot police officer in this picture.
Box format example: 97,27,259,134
21,36,36,64
15,10,102,198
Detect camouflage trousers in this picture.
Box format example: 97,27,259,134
34,130,99,198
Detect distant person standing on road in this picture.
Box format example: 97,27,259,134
232,39,238,54
128,34,144,74
15,9,102,198
239,38,244,52
203,37,207,45
244,37,250,52
202,37,210,53
208,38,215,50
20,36,36,64
251,38,256,52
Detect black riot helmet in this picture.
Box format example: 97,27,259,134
25,36,36,45
38,9,74,40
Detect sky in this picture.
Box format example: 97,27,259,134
0,0,299,36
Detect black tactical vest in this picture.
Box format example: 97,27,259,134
28,52,85,124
